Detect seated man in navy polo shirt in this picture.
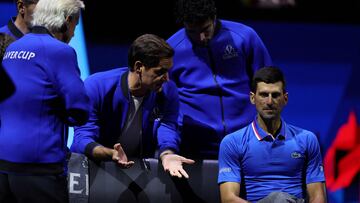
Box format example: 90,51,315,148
218,67,326,203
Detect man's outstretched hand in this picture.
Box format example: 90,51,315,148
112,143,134,168
161,152,195,178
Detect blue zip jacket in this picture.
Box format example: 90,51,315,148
70,68,180,158
0,26,90,175
0,17,24,39
167,20,272,158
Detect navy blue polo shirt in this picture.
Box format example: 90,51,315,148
218,117,325,202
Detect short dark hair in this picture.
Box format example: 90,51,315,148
128,34,174,71
175,0,217,24
0,33,15,58
17,0,39,6
251,66,286,93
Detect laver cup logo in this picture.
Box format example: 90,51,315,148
3,51,36,60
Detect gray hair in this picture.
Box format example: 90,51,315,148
31,0,85,33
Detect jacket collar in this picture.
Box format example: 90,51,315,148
120,70,153,101
31,26,53,36
7,17,24,39
120,70,129,99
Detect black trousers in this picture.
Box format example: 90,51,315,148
0,173,68,203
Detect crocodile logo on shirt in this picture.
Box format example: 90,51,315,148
291,151,302,158
222,44,238,60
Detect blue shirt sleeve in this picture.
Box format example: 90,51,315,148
305,132,326,184
218,134,242,184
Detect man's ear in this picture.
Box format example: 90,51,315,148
284,92,289,105
17,0,25,15
59,16,72,33
134,61,143,74
250,92,255,104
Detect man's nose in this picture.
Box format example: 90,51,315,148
200,32,206,42
266,96,273,104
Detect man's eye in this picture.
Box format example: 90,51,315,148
259,93,268,97
272,93,281,98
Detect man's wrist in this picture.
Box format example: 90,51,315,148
159,149,174,161
92,145,115,161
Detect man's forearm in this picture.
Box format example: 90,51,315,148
309,194,326,203
91,145,115,161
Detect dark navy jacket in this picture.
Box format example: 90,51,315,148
71,68,180,158
167,20,272,158
0,26,90,174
